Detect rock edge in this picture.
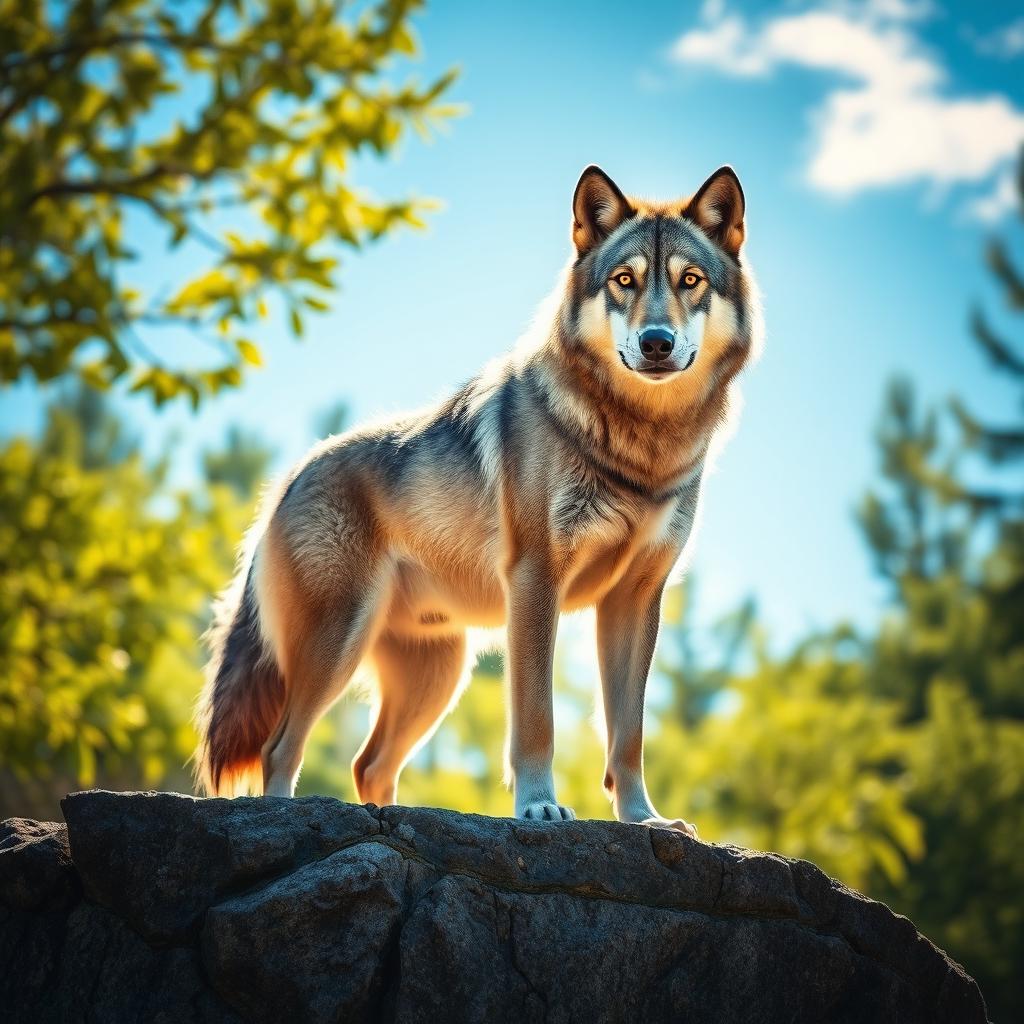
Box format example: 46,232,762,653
0,790,989,1023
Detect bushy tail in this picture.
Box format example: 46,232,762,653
194,566,285,796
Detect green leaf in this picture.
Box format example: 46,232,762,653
0,0,459,407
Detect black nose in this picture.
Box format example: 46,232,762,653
639,327,675,362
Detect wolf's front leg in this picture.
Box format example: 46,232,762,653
505,558,575,821
596,564,697,837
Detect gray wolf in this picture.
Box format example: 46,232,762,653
195,164,761,833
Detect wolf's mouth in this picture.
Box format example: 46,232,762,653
625,349,697,377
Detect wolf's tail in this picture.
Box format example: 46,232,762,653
194,563,285,796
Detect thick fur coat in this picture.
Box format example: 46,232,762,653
195,164,762,833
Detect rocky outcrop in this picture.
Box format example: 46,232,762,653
0,791,988,1023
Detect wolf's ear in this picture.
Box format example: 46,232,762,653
685,166,745,257
572,166,633,256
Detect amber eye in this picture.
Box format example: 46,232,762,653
681,271,702,289
613,272,635,288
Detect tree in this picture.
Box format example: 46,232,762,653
854,156,1024,1020
0,0,458,406
655,579,757,729
202,423,274,497
0,387,260,819
647,583,923,892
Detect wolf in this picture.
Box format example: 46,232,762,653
195,164,761,833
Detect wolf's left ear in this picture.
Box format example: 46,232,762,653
685,166,745,258
572,165,633,256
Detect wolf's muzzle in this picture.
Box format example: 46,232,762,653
638,327,675,363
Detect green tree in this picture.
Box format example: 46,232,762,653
202,423,274,497
655,580,757,729
0,388,262,819
0,0,458,406
855,162,1024,1019
644,584,923,892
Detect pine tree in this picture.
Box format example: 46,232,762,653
857,153,1024,1019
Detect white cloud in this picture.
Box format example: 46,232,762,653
964,168,1019,224
671,3,1024,217
967,17,1024,60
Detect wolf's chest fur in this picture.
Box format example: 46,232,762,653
552,465,692,605
551,471,620,540
385,453,688,633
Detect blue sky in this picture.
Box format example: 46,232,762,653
4,0,1023,646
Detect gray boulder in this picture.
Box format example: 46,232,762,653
0,791,988,1023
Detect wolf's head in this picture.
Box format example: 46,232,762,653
566,165,756,390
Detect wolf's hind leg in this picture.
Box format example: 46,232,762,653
352,631,468,806
261,565,393,798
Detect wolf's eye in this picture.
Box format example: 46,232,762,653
613,272,635,288
681,271,702,289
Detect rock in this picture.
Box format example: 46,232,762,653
204,844,408,1023
0,818,77,911
0,791,989,1024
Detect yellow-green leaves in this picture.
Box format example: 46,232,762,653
0,0,459,406
0,388,267,816
235,338,262,366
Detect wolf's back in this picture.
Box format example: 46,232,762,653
194,563,285,796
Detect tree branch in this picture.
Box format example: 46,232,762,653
21,164,184,210
1,32,251,75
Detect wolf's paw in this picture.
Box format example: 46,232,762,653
520,802,576,822
641,816,698,838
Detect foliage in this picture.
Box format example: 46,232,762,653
851,166,1024,1019
0,388,256,818
650,630,923,892
0,0,458,406
202,423,274,497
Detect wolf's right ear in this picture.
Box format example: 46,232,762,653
572,166,633,256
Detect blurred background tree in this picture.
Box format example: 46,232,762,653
0,0,457,405
852,158,1024,1017
0,386,259,818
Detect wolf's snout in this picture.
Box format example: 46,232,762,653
639,327,675,362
